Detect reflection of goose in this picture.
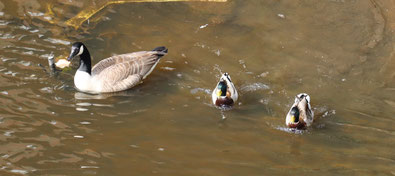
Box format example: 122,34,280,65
74,92,112,100
74,90,138,100
67,42,168,93
285,93,314,129
211,73,238,107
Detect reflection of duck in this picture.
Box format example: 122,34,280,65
286,93,314,129
211,73,238,107
67,42,167,93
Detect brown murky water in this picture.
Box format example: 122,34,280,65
1,0,395,175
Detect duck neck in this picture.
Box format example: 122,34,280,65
78,47,91,75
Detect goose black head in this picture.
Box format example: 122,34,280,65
67,42,92,74
67,42,86,61
217,80,227,97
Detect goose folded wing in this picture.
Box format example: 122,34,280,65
91,51,155,75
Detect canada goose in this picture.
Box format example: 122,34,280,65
285,93,314,129
211,73,238,107
66,42,167,93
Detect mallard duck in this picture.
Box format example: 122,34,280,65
285,93,314,129
66,42,167,93
211,73,238,107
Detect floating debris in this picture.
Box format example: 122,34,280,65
199,24,209,29
277,13,285,19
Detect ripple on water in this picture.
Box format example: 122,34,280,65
76,107,89,112
240,83,270,92
43,38,70,45
190,87,211,95
10,169,28,174
275,126,306,135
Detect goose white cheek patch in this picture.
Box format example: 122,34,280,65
77,45,84,56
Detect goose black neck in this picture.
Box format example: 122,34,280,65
78,47,91,75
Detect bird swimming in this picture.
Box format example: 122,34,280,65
211,72,238,107
66,42,167,93
285,93,314,129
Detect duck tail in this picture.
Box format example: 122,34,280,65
152,46,168,57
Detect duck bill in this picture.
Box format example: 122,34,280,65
217,90,222,97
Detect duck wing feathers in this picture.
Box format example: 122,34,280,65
224,79,238,102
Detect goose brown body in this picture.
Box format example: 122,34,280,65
91,51,165,93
